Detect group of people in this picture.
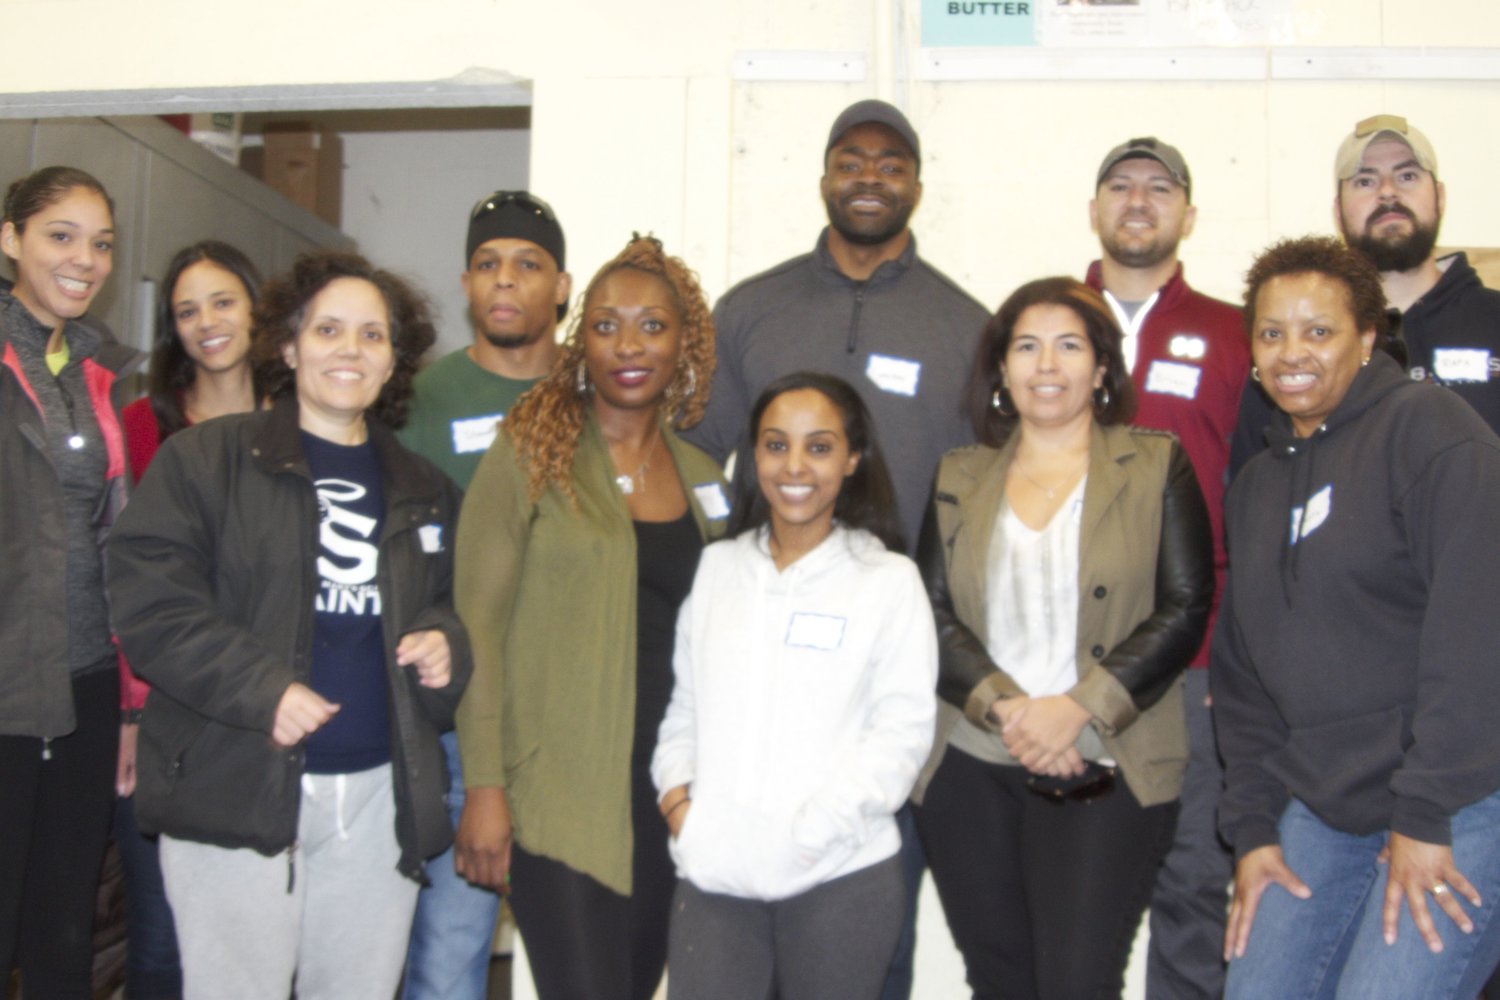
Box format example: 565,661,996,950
2,96,1499,1000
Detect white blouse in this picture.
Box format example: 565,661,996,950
949,476,1108,765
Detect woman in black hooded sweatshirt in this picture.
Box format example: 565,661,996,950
1215,235,1500,1000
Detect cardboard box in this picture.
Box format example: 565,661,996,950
258,124,343,228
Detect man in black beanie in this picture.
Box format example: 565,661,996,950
399,189,570,1000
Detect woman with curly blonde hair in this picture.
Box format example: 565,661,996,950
454,235,728,1000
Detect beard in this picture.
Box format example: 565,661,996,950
1099,221,1179,270
472,303,543,350
824,188,916,247
480,330,534,350
1346,203,1440,273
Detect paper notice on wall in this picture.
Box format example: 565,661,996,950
922,0,1283,47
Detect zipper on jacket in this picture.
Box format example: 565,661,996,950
845,285,866,354
41,737,52,761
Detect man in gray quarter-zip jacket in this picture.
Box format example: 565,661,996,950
683,97,988,1000
685,99,988,557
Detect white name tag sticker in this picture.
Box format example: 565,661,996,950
786,613,846,651
692,482,731,520
418,524,444,553
450,414,504,455
866,354,921,397
1433,348,1491,383
1144,360,1202,400
1289,484,1332,545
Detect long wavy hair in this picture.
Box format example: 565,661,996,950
506,235,716,503
250,250,436,430
147,241,264,439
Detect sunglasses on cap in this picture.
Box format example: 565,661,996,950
469,190,558,224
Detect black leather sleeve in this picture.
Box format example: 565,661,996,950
916,492,1017,713
1097,442,1215,710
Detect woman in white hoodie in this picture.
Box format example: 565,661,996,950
652,371,937,1000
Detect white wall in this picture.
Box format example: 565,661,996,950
3,1,1498,299
336,121,531,355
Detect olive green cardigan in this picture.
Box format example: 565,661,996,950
455,414,727,895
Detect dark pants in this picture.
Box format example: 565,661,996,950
114,794,183,998
508,766,675,1000
1145,669,1233,1000
0,668,119,999
666,856,905,1000
914,745,1178,1000
879,805,922,1000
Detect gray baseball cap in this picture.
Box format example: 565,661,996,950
1096,137,1191,199
1335,114,1438,182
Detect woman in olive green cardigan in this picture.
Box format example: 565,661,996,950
453,236,727,1000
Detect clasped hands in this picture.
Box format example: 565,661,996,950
989,694,1092,778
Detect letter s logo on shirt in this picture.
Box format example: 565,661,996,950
316,478,379,584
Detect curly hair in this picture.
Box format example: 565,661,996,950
506,235,716,503
250,250,436,430
964,277,1137,446
1243,235,1388,343
148,241,264,439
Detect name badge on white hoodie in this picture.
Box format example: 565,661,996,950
785,613,846,651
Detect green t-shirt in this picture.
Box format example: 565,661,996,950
398,349,539,490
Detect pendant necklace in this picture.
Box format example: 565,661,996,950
614,428,660,495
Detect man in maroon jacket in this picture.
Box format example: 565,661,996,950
1085,136,1249,1000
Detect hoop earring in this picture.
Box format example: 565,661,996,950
991,388,1014,416
681,365,697,399
1094,384,1111,411
1250,365,1261,383
576,361,589,395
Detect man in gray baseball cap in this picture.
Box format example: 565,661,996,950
1086,134,1249,1000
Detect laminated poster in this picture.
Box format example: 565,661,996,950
921,0,1280,47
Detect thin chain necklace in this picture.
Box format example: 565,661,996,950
613,426,661,495
1014,450,1086,501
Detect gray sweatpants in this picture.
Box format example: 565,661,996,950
160,763,419,1000
666,855,904,1000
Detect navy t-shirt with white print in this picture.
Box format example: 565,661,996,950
301,431,391,775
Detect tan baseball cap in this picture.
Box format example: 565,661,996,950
1335,114,1438,182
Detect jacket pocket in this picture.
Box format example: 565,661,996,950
134,709,209,834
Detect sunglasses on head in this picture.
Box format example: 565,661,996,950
469,191,557,224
